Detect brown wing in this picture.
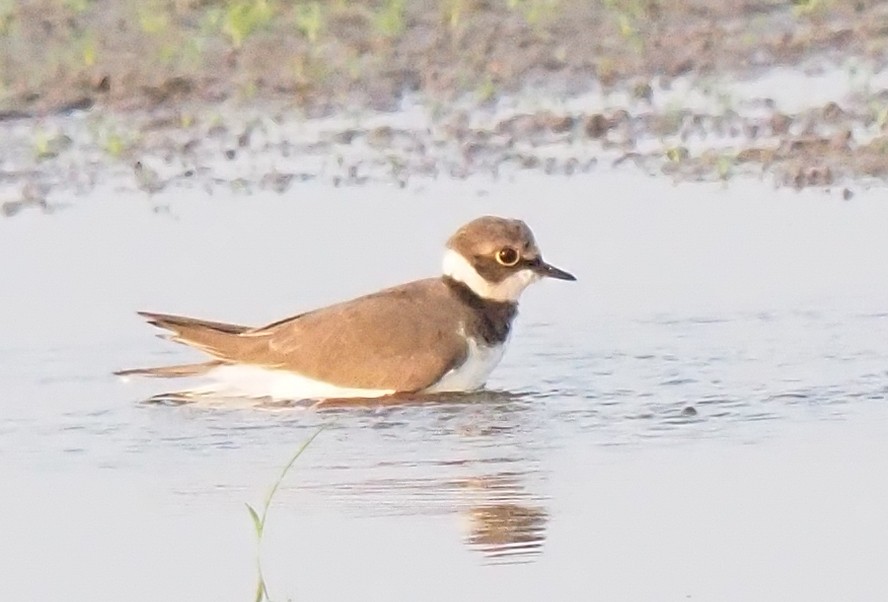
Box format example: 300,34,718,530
144,279,468,392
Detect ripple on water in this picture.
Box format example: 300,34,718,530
4,185,888,596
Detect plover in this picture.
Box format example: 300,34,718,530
117,216,575,401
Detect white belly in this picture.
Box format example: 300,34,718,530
424,339,506,394
199,364,395,401
186,338,505,401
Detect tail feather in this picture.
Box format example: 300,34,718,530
135,311,249,357
115,361,223,378
117,311,253,380
137,311,249,335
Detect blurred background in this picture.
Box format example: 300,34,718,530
2,0,887,209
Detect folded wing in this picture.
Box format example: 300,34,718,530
120,279,468,393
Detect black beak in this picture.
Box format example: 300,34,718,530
530,258,576,281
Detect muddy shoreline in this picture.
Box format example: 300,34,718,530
3,1,887,116
2,1,888,211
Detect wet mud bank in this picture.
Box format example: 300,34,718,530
2,1,888,212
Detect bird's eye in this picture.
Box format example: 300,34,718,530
496,247,520,267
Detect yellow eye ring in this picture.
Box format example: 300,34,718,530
496,247,520,267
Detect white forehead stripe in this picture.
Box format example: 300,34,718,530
442,249,539,302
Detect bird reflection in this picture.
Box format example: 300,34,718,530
305,392,550,563
318,468,549,564
454,473,548,562
222,388,551,568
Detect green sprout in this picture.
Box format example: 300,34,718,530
222,0,274,48
508,0,560,27
374,0,405,38
80,33,97,67
791,0,831,17
138,6,170,35
444,0,466,30
294,1,324,44
716,155,734,181
0,0,16,35
62,0,93,14
246,427,324,602
665,146,688,163
476,75,497,103
602,0,647,50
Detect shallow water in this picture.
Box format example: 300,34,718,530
2,172,887,601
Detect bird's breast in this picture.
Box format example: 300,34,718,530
424,338,506,393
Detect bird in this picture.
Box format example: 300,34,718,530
116,216,576,402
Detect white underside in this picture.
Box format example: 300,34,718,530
426,338,505,394
188,338,506,402
192,364,395,401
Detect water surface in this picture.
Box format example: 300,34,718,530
2,172,887,601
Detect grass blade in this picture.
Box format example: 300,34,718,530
259,426,325,527
247,425,325,601
245,503,263,537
